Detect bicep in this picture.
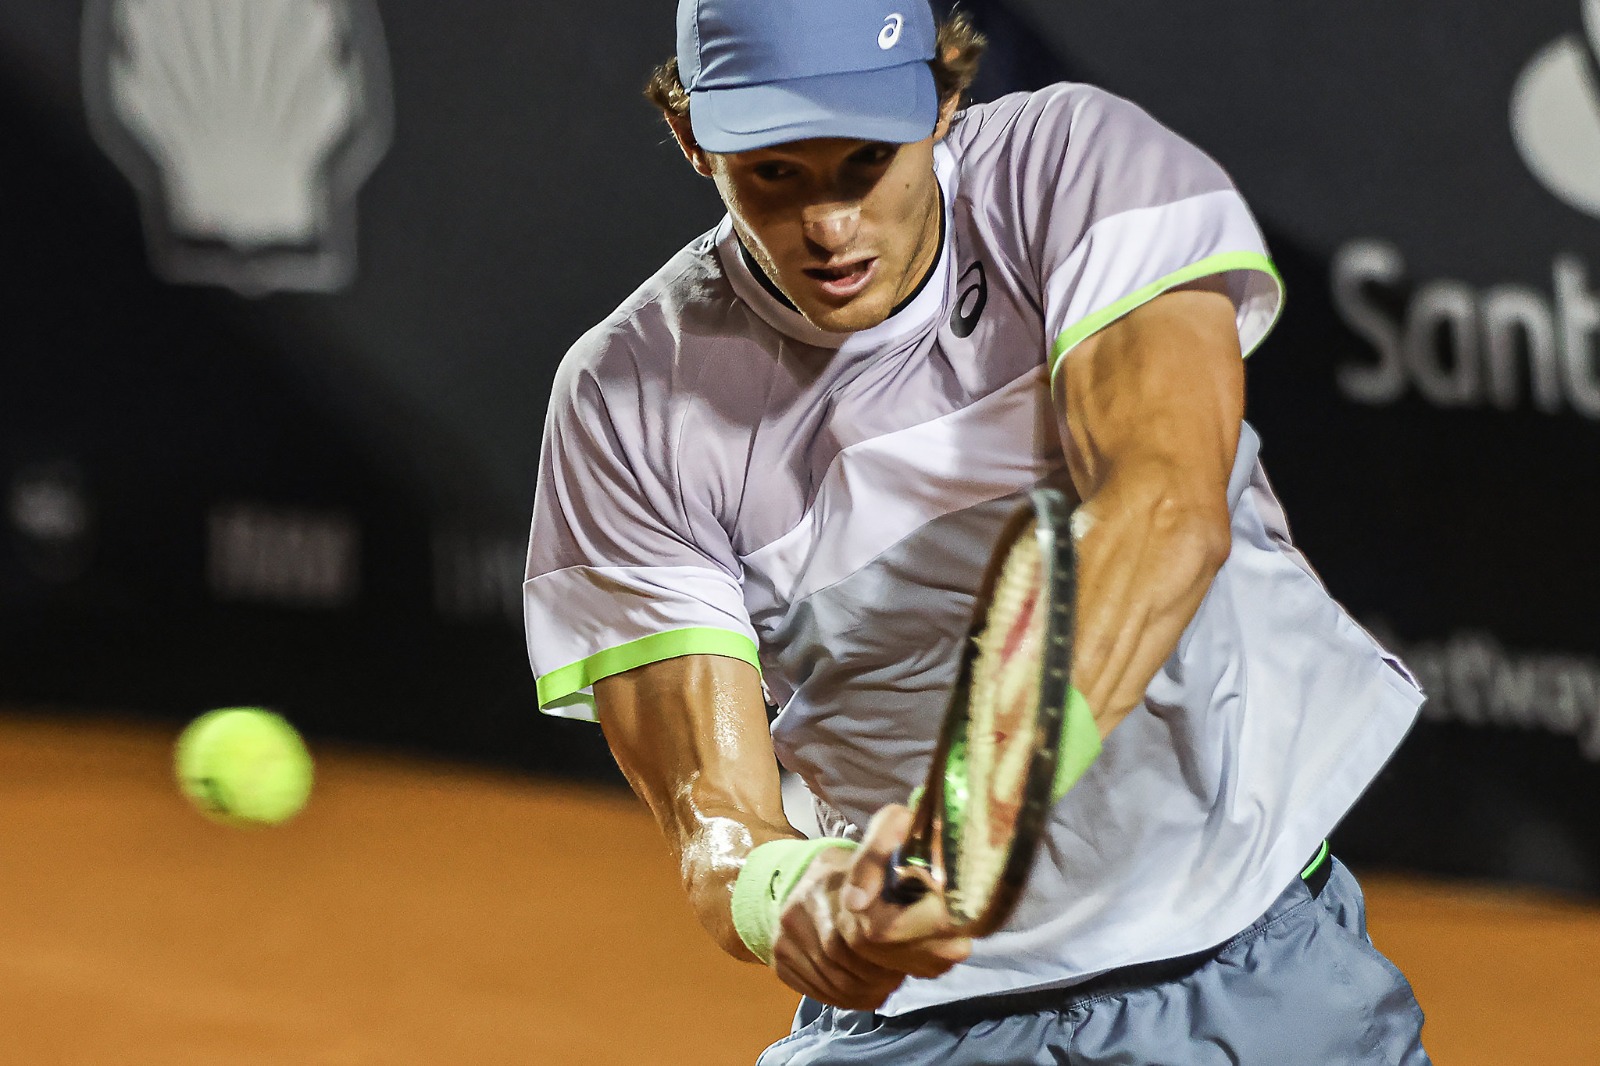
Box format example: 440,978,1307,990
1053,277,1244,501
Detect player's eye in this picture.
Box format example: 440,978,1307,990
848,144,897,168
750,161,798,182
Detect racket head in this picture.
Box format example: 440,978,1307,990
886,488,1077,936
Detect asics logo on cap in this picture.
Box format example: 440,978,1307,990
675,0,938,152
879,13,904,50
1511,0,1600,218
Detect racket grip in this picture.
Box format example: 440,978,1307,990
881,848,932,906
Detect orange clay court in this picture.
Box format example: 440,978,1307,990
2,712,1596,1065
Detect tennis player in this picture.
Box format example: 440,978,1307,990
524,2,1431,1062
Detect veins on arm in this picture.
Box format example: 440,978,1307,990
1052,276,1245,736
595,654,800,962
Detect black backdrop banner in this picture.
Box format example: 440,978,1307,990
1,0,1596,893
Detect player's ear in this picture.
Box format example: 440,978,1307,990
665,112,716,178
932,94,961,142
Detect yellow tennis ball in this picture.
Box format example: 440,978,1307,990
175,708,314,826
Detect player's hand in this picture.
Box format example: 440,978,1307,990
769,804,973,1010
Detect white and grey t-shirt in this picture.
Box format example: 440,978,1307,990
524,84,1423,1014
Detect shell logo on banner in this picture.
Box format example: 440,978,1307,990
81,0,394,295
1511,0,1600,220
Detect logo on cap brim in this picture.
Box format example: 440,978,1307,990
879,14,905,50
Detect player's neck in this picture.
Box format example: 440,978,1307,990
893,186,947,317
737,240,800,313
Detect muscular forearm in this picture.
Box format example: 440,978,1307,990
1070,459,1232,734
594,655,800,962
1057,280,1244,735
676,805,803,960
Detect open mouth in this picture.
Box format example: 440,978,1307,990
803,257,878,299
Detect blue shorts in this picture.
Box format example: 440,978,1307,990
758,857,1430,1065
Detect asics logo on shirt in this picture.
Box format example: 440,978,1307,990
949,260,989,338
1511,0,1600,218
879,13,904,50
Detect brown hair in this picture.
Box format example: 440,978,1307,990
645,12,988,123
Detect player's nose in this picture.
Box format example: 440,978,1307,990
801,203,861,253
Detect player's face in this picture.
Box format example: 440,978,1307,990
708,136,944,333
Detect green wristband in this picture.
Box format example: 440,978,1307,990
1052,687,1102,802
731,837,859,965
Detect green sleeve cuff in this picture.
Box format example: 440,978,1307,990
535,627,761,709
731,837,859,965
1052,687,1102,802
1047,250,1284,379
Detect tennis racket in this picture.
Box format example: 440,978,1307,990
881,487,1078,937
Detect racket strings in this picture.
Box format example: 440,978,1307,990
954,521,1046,919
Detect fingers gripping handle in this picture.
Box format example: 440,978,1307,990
881,848,933,905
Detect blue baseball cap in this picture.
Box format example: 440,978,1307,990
676,0,940,153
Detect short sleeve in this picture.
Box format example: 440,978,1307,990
1001,86,1284,377
524,335,758,721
